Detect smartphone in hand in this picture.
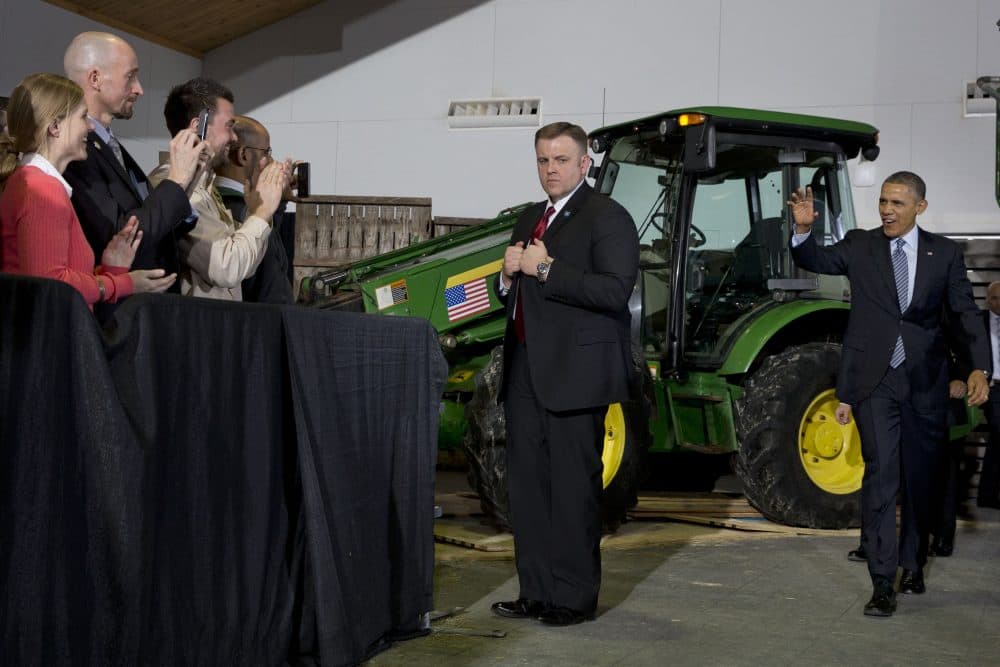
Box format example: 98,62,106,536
296,162,310,198
196,108,212,141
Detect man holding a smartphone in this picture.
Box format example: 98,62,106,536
148,77,291,301
63,32,207,317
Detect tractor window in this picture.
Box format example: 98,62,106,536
683,142,852,365
690,177,750,250
758,170,784,219
685,165,771,359
598,133,684,360
799,163,856,244
608,161,674,247
600,133,684,250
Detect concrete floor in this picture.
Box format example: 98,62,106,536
367,474,1000,667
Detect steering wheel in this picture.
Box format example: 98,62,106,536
689,224,707,248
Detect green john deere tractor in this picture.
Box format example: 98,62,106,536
307,106,925,530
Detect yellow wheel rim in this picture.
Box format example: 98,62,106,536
602,403,626,489
798,389,864,494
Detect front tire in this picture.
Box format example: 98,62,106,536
734,342,863,529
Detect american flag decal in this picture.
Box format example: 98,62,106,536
445,278,490,322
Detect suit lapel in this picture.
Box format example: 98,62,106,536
514,201,548,244
542,182,591,243
908,228,935,312
89,131,140,199
511,201,547,297
869,228,898,308
120,145,149,193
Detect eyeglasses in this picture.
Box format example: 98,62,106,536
244,145,272,157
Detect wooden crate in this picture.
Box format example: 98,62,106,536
294,195,432,267
432,216,490,237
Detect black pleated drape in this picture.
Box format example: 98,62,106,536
0,275,446,666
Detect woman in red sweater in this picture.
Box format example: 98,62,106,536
0,73,175,308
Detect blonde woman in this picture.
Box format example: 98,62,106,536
0,73,174,309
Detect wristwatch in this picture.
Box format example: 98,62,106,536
536,261,551,283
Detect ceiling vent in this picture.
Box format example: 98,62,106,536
448,97,542,129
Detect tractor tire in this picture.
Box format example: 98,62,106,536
734,342,863,529
462,346,650,532
463,347,511,528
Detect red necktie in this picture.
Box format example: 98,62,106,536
514,206,555,342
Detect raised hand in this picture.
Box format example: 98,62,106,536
787,186,819,231
128,268,177,294
102,216,142,268
245,160,290,222
167,128,211,190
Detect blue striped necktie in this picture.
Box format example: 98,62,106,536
889,238,907,368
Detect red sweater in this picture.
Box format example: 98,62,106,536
1,165,132,308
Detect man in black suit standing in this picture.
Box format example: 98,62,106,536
63,32,206,316
978,281,1000,509
789,171,990,618
490,122,639,626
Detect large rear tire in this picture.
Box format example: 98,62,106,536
734,342,863,529
462,346,650,532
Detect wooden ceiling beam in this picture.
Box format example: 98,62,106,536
44,0,203,57
41,0,326,56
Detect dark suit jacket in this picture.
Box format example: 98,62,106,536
217,186,294,304
498,183,639,412
791,227,989,409
64,131,192,282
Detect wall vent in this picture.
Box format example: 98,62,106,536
447,97,542,129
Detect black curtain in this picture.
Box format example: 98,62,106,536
0,275,446,666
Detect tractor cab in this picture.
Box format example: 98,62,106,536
590,108,879,376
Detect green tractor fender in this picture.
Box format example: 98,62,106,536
716,299,850,377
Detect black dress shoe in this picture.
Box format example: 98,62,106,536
899,568,926,595
847,545,868,562
536,605,593,626
491,598,547,619
928,539,953,557
863,584,897,617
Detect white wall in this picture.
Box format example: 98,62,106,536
7,0,996,231
200,0,1000,231
0,0,201,171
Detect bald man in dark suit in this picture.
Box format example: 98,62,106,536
63,32,205,319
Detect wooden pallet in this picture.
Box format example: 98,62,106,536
432,491,858,551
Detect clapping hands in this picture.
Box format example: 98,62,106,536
101,216,142,268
